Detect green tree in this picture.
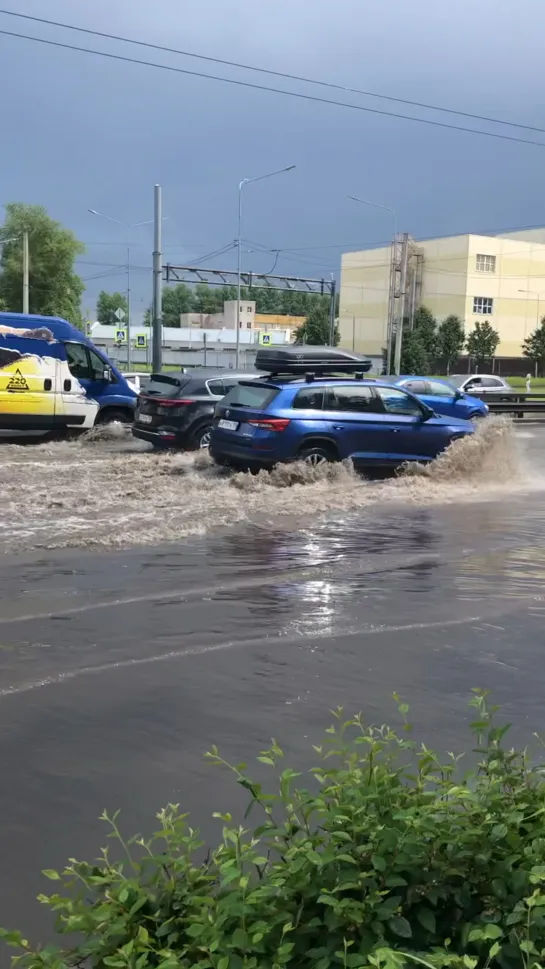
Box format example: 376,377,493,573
466,320,500,367
159,284,195,326
254,288,281,313
400,329,429,374
194,282,222,314
412,305,438,359
0,203,85,326
437,314,465,374
96,290,128,325
399,306,438,374
523,315,545,374
295,296,339,345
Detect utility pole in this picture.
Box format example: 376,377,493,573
393,233,409,376
126,234,132,371
22,230,29,314
152,184,163,373
328,278,337,345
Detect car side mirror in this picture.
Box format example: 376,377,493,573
103,367,111,382
454,389,463,399
420,405,434,422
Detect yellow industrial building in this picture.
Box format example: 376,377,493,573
339,227,545,363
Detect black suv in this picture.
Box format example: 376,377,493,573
132,368,258,449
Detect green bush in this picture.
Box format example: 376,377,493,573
5,691,545,969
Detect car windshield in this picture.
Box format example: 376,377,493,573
446,375,466,389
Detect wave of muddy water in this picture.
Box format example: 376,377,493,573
0,418,532,551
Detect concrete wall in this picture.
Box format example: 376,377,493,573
339,246,391,356
418,234,469,322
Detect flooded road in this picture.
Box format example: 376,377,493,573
1,421,545,948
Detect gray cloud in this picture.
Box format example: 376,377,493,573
2,0,544,317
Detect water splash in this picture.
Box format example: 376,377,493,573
0,417,531,551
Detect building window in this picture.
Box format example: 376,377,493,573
247,306,252,312
246,321,252,328
473,296,493,315
476,253,496,273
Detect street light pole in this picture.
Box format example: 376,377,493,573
22,230,29,314
236,165,295,369
88,209,154,370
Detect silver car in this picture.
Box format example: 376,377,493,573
448,374,511,395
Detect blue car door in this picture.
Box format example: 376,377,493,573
374,387,441,461
321,384,386,463
424,379,464,418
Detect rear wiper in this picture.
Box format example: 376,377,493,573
226,401,249,407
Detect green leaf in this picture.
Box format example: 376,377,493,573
491,823,508,841
217,959,230,969
372,854,387,871
186,923,205,938
463,957,477,969
385,875,408,887
388,916,412,938
42,869,61,880
483,924,502,940
257,757,275,766
416,908,436,934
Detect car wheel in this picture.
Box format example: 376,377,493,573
470,412,485,421
298,444,337,466
191,424,213,449
97,408,132,425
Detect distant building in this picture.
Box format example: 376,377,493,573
89,316,295,371
180,301,305,334
339,227,545,362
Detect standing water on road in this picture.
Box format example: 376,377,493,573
0,417,532,551
1,420,545,947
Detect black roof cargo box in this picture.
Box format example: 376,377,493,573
255,345,372,375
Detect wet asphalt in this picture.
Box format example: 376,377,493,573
1,426,545,949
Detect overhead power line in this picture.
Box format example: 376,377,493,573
1,8,543,137
1,27,545,148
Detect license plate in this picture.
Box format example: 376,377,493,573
218,418,239,431
139,413,153,424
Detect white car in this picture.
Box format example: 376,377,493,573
123,372,152,394
448,374,511,395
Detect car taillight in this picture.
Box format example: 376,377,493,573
248,418,290,432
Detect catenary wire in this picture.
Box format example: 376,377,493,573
1,8,543,136
1,28,545,148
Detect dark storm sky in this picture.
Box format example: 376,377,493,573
1,0,544,319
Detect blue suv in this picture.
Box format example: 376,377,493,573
210,376,475,471
377,376,489,421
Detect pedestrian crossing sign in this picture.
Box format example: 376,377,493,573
135,333,147,348
259,332,272,345
115,328,127,344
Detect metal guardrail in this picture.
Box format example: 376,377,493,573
471,391,545,415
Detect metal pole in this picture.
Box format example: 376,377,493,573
328,278,337,345
126,231,132,371
352,314,356,351
152,184,163,373
236,181,243,370
22,230,29,313
394,233,409,375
